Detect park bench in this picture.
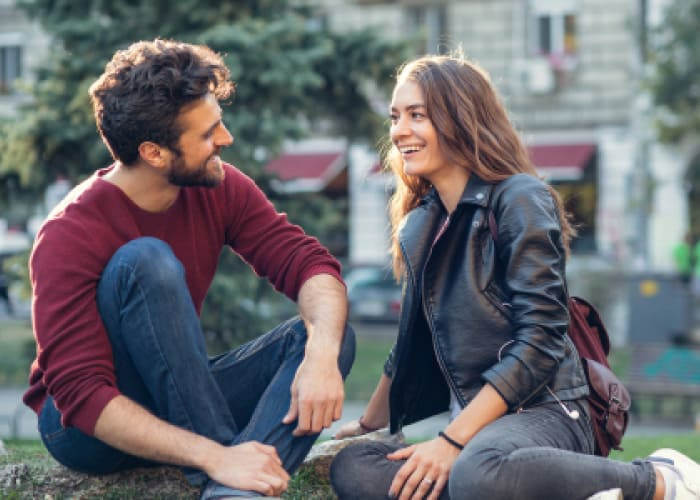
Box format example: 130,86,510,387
625,343,700,422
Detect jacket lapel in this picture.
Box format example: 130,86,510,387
398,190,443,288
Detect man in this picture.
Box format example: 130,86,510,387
24,39,355,499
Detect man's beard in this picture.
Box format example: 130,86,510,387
168,150,223,188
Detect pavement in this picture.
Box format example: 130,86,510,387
0,387,696,441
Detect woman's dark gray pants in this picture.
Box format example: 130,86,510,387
330,400,656,500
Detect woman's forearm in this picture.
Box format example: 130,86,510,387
442,383,508,447
359,373,392,429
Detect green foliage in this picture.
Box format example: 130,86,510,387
343,335,394,401
609,433,700,462
2,0,410,348
648,0,700,143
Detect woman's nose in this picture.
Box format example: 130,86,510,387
390,117,410,142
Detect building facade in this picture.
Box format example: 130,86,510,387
319,0,687,274
0,0,50,117
1,0,690,273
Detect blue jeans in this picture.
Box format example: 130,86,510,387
331,399,656,500
38,237,355,494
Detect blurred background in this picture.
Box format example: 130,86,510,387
0,0,699,443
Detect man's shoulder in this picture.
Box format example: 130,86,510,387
37,172,118,248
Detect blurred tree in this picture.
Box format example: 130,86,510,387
0,0,409,349
648,0,700,144
648,0,700,242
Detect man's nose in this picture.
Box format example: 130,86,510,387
217,125,234,147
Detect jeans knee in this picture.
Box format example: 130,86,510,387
107,237,185,290
338,324,356,378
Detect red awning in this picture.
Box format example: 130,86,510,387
264,151,345,192
527,143,596,181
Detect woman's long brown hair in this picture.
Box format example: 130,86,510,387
387,54,576,279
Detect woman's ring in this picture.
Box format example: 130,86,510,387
423,478,434,485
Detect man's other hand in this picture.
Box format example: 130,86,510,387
282,355,344,436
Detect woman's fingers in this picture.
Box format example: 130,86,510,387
427,474,448,500
387,444,416,460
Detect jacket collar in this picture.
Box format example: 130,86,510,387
418,173,495,210
457,173,494,209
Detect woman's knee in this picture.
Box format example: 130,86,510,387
330,441,400,500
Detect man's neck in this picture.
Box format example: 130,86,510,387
104,162,180,213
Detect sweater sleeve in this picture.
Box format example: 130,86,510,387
222,166,343,300
29,218,120,435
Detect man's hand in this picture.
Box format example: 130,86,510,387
204,441,290,496
282,355,345,436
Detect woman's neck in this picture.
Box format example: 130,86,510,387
431,168,470,214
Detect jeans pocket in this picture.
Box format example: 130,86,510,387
41,426,71,444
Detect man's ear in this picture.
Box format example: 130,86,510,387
138,141,171,169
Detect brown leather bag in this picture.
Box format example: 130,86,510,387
569,298,631,456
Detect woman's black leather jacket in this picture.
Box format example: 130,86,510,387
384,173,589,434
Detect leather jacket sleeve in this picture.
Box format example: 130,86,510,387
481,175,570,410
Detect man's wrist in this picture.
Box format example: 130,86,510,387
191,436,226,473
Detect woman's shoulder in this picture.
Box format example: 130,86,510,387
493,173,549,203
490,174,557,222
497,172,546,191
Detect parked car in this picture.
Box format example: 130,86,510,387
344,265,402,323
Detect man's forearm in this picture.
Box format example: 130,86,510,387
297,273,347,357
93,395,220,471
94,395,290,494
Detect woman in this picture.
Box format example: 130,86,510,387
330,54,699,500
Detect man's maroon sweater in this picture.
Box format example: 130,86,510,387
25,163,342,435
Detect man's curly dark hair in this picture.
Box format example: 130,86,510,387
89,39,235,165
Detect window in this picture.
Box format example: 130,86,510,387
530,0,578,70
405,4,447,54
0,45,22,95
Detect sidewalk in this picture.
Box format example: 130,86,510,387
1,388,695,441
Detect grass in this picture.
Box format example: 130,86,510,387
344,334,394,401
609,434,700,462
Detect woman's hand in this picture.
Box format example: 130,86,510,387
332,419,368,440
387,438,460,500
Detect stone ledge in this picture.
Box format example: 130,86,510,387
0,430,404,498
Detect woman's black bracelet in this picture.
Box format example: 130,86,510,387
438,431,464,450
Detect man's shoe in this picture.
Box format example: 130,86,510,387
587,488,623,500
647,448,700,500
